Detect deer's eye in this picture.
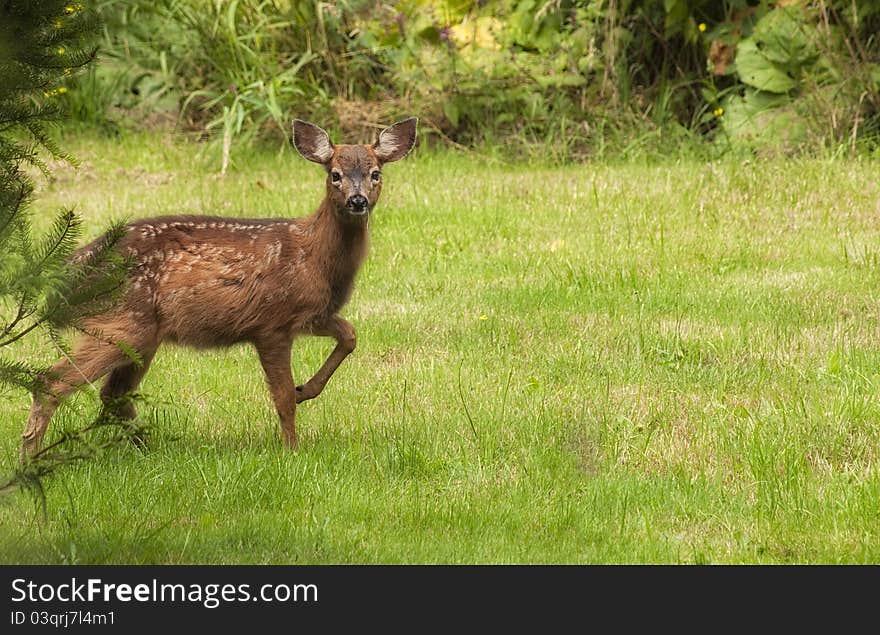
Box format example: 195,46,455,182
371,170,381,182
330,170,342,183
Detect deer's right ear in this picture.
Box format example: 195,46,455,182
292,120,334,164
373,117,418,164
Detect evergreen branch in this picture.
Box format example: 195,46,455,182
0,312,52,348
0,0,136,515
0,356,44,393
30,210,81,272
0,179,27,243
0,292,37,340
0,407,150,508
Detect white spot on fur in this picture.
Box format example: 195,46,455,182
265,241,282,263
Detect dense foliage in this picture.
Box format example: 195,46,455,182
0,1,141,495
71,0,880,163
0,0,124,393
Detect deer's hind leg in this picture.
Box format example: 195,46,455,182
100,351,156,447
21,317,157,461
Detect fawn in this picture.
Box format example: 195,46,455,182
21,118,418,460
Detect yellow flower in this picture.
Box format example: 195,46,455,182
58,87,68,94
43,91,50,97
53,19,62,28
64,5,75,13
57,47,65,55
479,314,488,321
713,107,724,117
698,23,707,32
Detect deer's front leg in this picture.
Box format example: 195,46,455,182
255,338,297,448
296,315,356,404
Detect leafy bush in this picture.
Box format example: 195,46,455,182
705,1,880,154
72,0,880,162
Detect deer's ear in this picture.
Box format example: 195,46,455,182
373,117,418,164
292,120,334,164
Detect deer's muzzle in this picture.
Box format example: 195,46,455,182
346,194,369,215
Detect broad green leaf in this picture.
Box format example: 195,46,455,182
735,39,797,93
752,6,816,67
721,88,804,151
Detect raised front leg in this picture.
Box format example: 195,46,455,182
255,338,298,448
296,315,356,404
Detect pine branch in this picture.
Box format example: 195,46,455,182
0,0,147,513
0,292,37,340
0,178,28,244
0,356,44,393
31,209,82,272
0,406,150,511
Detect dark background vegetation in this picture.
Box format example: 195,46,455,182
60,0,880,165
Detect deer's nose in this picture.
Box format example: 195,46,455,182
347,194,368,210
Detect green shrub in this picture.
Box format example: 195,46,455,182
72,1,880,163
706,2,880,155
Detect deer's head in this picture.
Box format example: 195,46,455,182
293,118,418,220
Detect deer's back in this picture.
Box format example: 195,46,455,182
82,215,332,348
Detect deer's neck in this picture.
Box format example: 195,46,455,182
307,198,370,296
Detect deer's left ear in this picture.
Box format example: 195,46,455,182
292,120,334,164
373,117,418,164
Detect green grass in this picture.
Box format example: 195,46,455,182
2,133,880,563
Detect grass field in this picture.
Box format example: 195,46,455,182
1,133,879,563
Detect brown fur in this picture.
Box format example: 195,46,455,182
21,118,417,459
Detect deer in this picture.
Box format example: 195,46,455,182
20,117,418,461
